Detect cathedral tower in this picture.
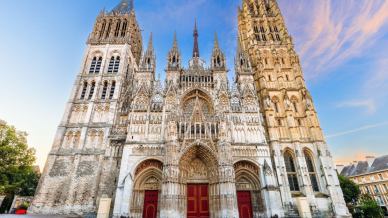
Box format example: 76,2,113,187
30,0,350,217
29,0,142,215
238,0,350,216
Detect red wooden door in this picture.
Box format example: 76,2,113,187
237,191,253,218
143,190,159,218
187,184,210,218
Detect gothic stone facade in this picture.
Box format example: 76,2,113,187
29,0,350,217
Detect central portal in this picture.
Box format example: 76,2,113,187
187,184,210,218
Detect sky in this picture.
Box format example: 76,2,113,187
0,0,387,169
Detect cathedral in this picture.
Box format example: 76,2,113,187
29,0,350,217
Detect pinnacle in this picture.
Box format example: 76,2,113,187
173,31,178,48
147,32,153,50
214,32,219,48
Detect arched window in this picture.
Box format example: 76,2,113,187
89,57,97,74
99,20,106,39
114,56,120,73
105,20,112,39
109,81,116,100
277,119,282,126
95,57,102,73
274,26,281,41
89,57,102,74
293,101,298,113
101,81,108,99
114,20,121,37
80,81,88,100
272,97,280,113
304,150,319,192
260,26,267,41
284,151,300,191
108,56,120,73
88,81,96,100
121,20,128,37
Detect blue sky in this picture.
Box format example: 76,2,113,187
0,0,387,168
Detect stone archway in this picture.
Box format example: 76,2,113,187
179,144,219,218
130,159,163,218
234,161,265,218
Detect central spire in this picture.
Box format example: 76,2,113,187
193,19,200,58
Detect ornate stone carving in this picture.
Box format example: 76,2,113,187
134,159,163,177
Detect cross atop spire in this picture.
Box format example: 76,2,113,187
193,19,200,58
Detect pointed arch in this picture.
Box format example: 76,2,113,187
291,96,299,113
303,148,320,192
283,149,300,191
234,160,265,213
179,143,219,184
131,159,163,217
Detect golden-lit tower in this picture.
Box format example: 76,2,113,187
238,0,350,216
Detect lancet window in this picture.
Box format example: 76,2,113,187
284,151,300,191
101,81,108,99
99,20,106,39
89,57,102,74
88,81,96,100
109,81,116,100
121,20,128,37
80,81,88,100
105,20,112,39
114,20,121,37
108,56,120,73
304,150,320,192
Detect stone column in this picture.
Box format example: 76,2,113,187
159,121,184,217
317,144,350,217
217,141,239,218
261,159,285,217
271,143,293,206
218,165,239,218
112,146,132,217
159,164,183,218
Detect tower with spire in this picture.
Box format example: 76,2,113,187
30,0,349,217
192,19,200,58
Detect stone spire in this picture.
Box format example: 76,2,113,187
147,32,153,53
172,31,178,50
214,32,219,49
235,36,252,75
192,19,200,58
211,32,225,69
141,33,156,71
167,32,181,69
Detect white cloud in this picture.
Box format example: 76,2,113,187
279,0,388,79
336,99,377,114
326,121,388,138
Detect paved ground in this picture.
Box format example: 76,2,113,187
0,215,78,218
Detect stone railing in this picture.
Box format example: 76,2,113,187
177,121,220,141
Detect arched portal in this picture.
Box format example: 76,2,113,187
179,144,219,218
130,159,163,218
234,161,265,218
